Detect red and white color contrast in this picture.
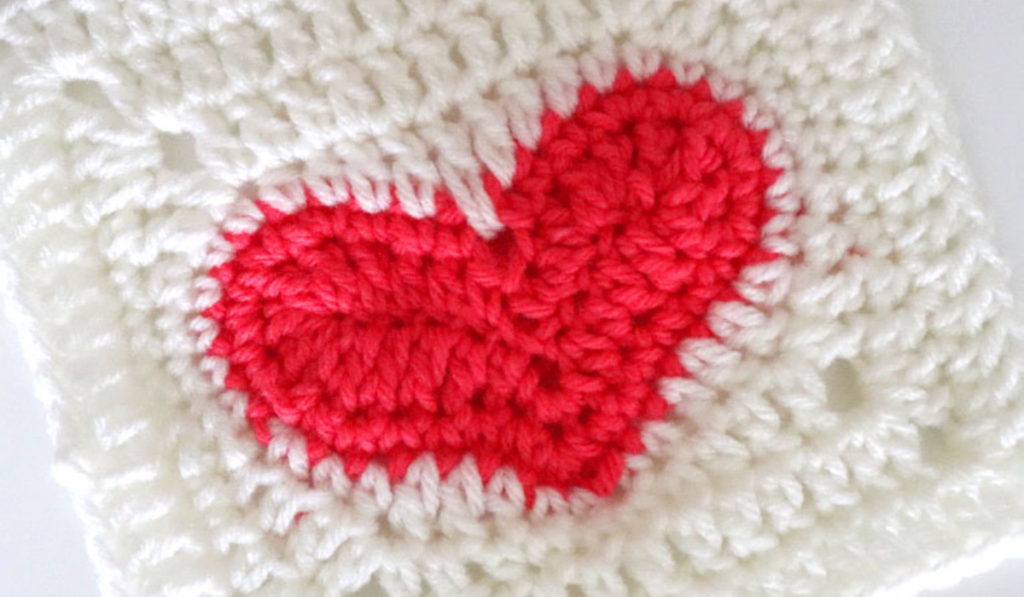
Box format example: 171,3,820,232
205,70,779,502
1,2,1023,597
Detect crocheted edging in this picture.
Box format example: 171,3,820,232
2,1,1024,596
875,531,1024,597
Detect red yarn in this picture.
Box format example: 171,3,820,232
205,69,780,502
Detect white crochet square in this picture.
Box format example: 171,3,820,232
1,1,1023,597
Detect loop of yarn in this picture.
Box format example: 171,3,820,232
205,69,780,501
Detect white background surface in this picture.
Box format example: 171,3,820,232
1,1,1023,595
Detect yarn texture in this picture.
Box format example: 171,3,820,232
206,70,779,501
1,1,1024,597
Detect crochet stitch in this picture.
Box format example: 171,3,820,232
2,1,1024,597
205,70,779,501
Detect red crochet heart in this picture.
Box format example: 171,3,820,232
205,69,779,502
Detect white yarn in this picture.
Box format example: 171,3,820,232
1,1,1023,597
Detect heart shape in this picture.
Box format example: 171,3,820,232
205,69,779,502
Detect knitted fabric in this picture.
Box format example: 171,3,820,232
1,1,1023,597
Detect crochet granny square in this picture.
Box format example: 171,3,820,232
2,1,1023,596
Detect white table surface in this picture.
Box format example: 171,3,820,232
2,1,1023,595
